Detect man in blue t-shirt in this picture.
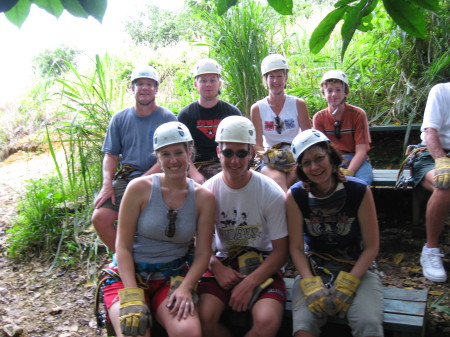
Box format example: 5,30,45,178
91,65,176,251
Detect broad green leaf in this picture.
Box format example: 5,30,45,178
267,0,293,15
341,0,375,58
32,0,64,17
0,0,19,12
361,0,378,17
5,0,31,27
217,0,238,16
335,0,359,7
78,0,106,22
383,0,426,38
309,6,347,54
410,0,440,11
61,0,88,18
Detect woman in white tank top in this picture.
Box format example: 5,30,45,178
250,54,311,192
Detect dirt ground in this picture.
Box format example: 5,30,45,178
0,143,449,337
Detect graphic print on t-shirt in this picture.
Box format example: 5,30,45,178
197,119,222,139
264,121,275,132
219,209,260,246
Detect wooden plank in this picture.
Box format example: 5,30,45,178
383,313,425,333
384,299,426,316
383,287,428,302
369,124,421,132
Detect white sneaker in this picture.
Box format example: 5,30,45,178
420,246,447,282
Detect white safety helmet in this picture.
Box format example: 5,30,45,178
131,65,160,85
153,122,193,151
291,129,330,161
193,58,221,77
215,116,256,145
320,69,349,86
261,54,289,76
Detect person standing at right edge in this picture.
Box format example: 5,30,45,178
411,82,450,282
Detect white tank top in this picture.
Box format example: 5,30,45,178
257,95,300,148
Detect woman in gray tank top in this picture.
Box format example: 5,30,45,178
103,122,216,337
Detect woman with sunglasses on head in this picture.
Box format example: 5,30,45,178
102,122,215,337
286,129,383,337
313,70,373,185
250,53,311,192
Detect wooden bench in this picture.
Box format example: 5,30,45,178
284,277,428,337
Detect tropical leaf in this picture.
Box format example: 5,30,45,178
410,0,440,11
382,0,427,38
77,0,106,22
61,0,89,18
341,0,376,59
4,0,31,27
32,0,64,17
0,0,19,12
309,6,347,54
217,0,238,15
267,0,293,15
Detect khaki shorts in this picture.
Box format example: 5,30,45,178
99,178,135,212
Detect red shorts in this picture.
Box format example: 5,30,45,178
197,271,286,307
103,278,169,313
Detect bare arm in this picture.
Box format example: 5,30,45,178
351,187,379,278
94,153,119,208
347,144,368,173
296,98,311,132
115,177,151,287
250,103,265,153
286,190,313,278
424,128,447,159
143,161,163,175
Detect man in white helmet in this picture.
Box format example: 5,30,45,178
313,69,373,185
178,58,242,184
250,53,311,192
409,82,450,282
91,65,177,251
197,116,288,337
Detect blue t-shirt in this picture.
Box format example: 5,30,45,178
102,106,177,175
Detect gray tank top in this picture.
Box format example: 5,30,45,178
133,174,197,264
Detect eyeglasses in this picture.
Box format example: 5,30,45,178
165,210,178,237
275,116,283,134
299,155,326,169
334,120,342,139
221,149,250,158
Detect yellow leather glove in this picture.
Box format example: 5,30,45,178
434,157,450,189
299,276,335,317
119,287,151,336
329,271,360,318
340,167,355,176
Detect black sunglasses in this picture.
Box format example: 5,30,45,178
221,149,250,158
165,209,178,237
274,116,283,134
334,120,342,139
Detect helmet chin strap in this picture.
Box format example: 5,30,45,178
331,97,347,115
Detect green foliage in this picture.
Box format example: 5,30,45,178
188,0,285,114
2,0,107,27
6,175,69,259
124,4,188,49
309,0,442,59
32,45,82,78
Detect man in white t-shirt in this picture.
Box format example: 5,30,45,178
198,116,288,337
411,82,450,282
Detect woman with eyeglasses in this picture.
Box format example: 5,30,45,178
102,121,215,337
250,53,311,192
312,70,373,185
286,129,383,337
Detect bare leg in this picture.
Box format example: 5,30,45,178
198,293,232,337
245,298,283,337
92,207,118,251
